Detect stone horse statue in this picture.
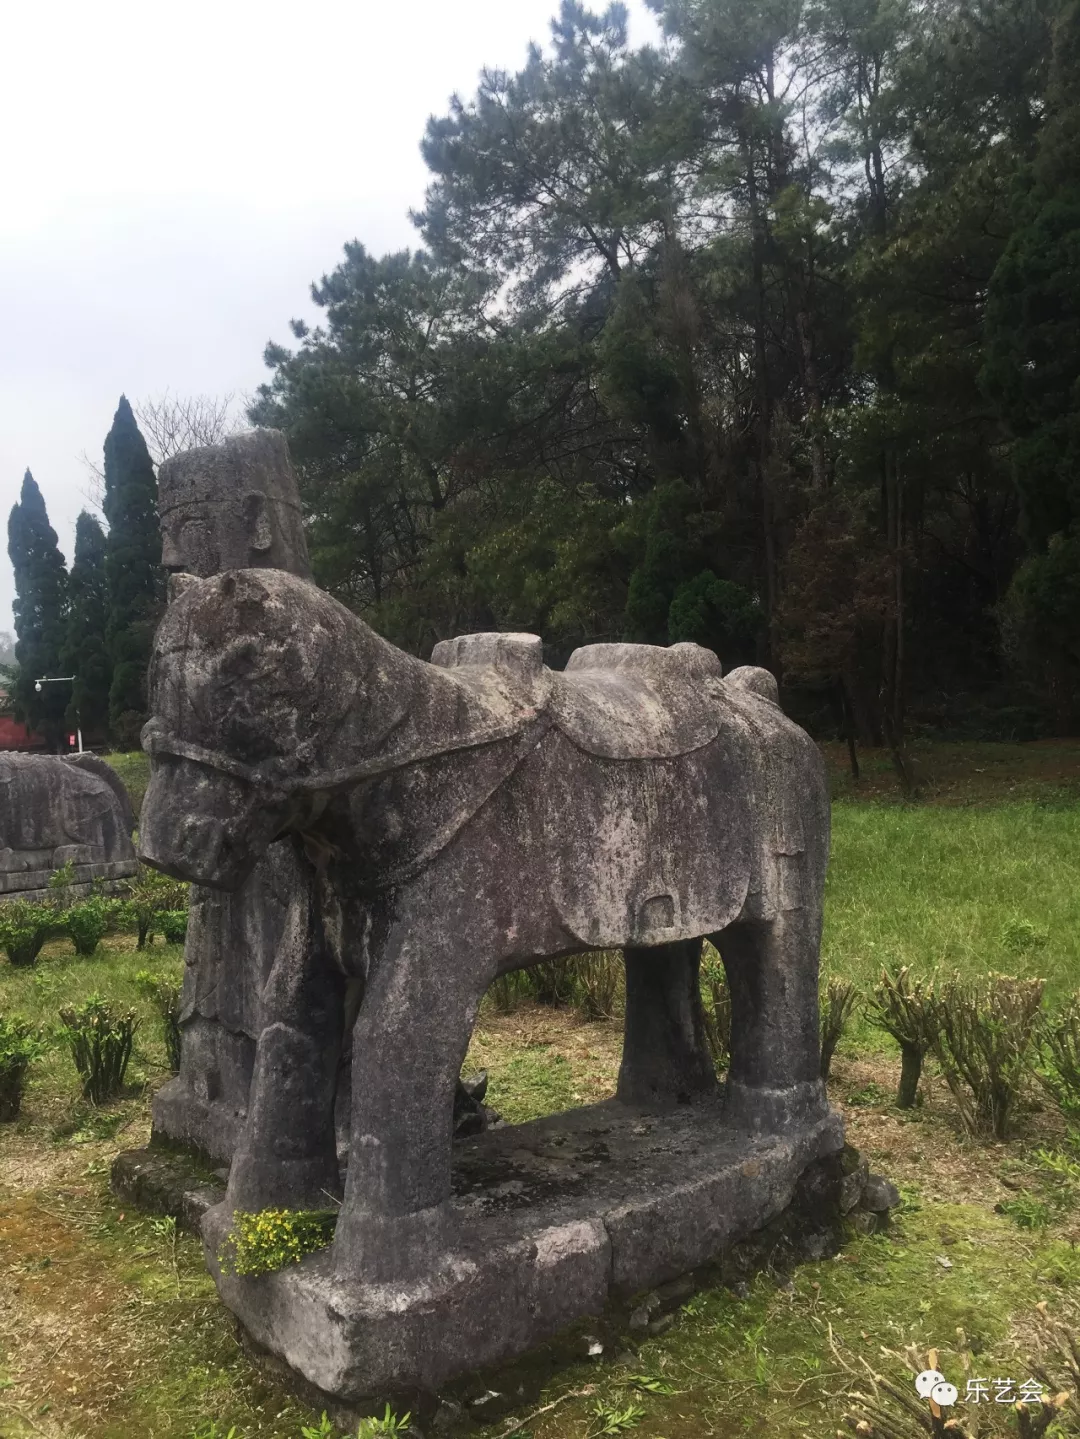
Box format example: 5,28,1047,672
139,567,830,1273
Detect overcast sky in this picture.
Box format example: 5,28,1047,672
0,0,661,637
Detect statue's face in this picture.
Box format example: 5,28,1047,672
160,503,224,578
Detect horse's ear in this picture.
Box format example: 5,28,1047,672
167,572,199,605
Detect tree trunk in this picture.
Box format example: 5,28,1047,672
744,138,776,630
836,678,860,782
880,448,915,797
897,1042,923,1109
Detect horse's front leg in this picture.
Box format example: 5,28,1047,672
333,922,484,1274
225,847,346,1213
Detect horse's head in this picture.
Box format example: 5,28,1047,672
139,569,371,890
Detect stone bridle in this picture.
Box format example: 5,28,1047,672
141,712,553,802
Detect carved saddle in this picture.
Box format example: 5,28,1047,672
429,632,726,759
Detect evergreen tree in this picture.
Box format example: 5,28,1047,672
6,471,68,747
982,0,1080,728
60,511,111,741
102,396,163,747
253,0,1076,749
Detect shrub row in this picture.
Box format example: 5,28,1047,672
0,862,188,967
483,950,1080,1143
0,979,184,1122
865,965,1079,1139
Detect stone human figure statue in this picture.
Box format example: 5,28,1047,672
158,428,311,581
151,429,320,1165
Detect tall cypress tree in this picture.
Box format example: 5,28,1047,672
7,470,68,747
103,396,163,747
61,511,112,741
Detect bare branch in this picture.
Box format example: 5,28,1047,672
133,389,245,467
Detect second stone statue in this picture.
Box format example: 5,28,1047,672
151,431,325,1167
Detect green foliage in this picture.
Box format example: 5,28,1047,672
567,950,622,1021
220,1208,337,1277
125,863,189,949
1000,915,1050,955
6,470,68,745
928,973,1046,1139
486,969,533,1014
493,953,626,1021
159,909,189,945
589,1398,644,1434
667,574,761,667
998,1192,1053,1229
823,801,1080,1010
136,969,183,1073
102,395,163,746
61,896,112,957
60,510,112,738
59,994,138,1104
355,1405,411,1437
245,0,1080,747
624,482,699,645
525,958,579,1008
0,899,55,968
820,976,858,1080
0,1013,44,1121
998,532,1080,733
299,1416,336,1439
1034,991,1080,1121
48,860,77,895
102,748,150,815
701,942,732,1066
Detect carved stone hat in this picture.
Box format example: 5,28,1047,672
157,428,303,515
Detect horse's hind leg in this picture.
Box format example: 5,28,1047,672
712,907,827,1133
617,938,716,1107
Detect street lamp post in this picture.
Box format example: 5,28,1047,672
33,675,82,753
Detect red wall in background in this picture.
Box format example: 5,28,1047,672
0,695,47,751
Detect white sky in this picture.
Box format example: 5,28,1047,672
0,0,661,635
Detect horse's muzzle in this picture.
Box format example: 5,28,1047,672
138,754,269,892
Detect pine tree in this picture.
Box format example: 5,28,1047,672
6,471,68,747
61,511,111,741
103,396,163,747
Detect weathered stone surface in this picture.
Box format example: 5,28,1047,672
137,559,845,1396
862,1173,901,1213
151,841,301,1166
200,1099,843,1398
654,1274,697,1310
0,753,136,900
157,429,311,581
150,429,312,1165
839,1154,870,1214
110,1146,224,1232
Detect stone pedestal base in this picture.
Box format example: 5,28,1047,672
201,1093,844,1400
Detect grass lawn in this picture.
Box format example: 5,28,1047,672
1,742,1079,1438
826,801,1080,1015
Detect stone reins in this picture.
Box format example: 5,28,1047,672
141,713,553,802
